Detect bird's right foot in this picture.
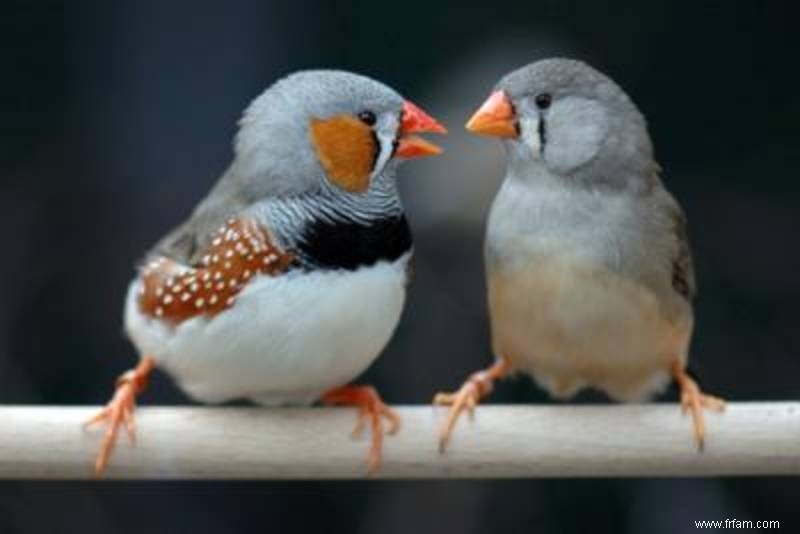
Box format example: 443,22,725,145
672,362,725,450
433,357,511,452
322,384,400,475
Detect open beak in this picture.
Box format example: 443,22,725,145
395,100,447,159
465,90,518,138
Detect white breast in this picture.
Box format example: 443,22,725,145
124,254,409,405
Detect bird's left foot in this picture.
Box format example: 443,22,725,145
672,363,726,450
84,356,155,475
322,385,400,474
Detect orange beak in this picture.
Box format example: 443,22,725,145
465,90,518,138
395,100,447,159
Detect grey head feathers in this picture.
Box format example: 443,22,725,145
152,70,410,264
498,58,658,193
231,70,405,198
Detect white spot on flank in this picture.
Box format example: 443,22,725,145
163,294,173,305
195,298,205,308
190,283,199,292
181,292,191,302
155,307,164,317
209,294,218,305
212,238,222,246
155,287,164,297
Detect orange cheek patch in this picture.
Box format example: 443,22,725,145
137,218,294,324
310,115,377,193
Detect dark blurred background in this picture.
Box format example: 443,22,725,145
2,0,799,532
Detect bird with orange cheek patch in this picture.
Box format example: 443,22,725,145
434,58,724,452
87,70,445,475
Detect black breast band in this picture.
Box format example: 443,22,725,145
299,214,412,270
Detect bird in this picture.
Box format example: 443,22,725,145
85,70,446,475
434,58,724,452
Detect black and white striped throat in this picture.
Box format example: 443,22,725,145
267,179,412,271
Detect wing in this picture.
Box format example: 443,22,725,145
149,219,201,266
669,203,696,301
137,218,295,324
148,177,247,266
148,165,263,266
645,168,696,303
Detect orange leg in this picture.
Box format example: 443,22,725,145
433,357,511,452
321,385,400,474
672,361,726,450
84,356,155,475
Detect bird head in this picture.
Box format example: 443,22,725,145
466,58,655,189
232,70,446,198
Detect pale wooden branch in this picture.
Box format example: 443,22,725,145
0,403,797,479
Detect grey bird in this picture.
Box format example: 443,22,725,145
435,58,724,451
85,70,446,475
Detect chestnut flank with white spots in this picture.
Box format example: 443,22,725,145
138,219,294,324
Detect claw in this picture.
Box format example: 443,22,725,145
84,356,155,475
122,400,136,443
435,381,481,452
351,406,368,438
433,357,511,453
381,404,401,435
673,362,726,451
322,385,400,474
432,392,455,405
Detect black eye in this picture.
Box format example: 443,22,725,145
357,110,377,126
535,93,552,110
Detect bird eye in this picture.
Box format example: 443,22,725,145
357,110,377,126
535,93,552,110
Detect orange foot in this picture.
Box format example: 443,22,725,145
84,356,155,475
322,385,400,474
672,362,726,450
433,357,511,453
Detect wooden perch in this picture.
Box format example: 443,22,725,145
0,403,797,479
